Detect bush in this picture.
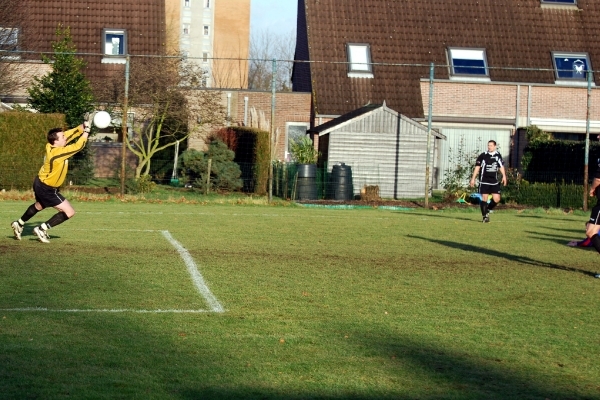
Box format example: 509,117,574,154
0,112,65,189
126,174,156,194
440,136,479,201
211,127,269,194
181,139,243,192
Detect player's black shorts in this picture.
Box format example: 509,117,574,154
589,202,600,225
479,182,501,195
33,176,65,208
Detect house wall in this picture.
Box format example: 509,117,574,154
420,80,600,132
212,0,251,88
187,89,312,160
91,143,138,178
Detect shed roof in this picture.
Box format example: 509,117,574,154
294,0,600,118
308,101,445,139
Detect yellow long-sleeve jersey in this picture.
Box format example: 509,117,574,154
38,126,87,188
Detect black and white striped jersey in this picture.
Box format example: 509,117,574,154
475,151,504,185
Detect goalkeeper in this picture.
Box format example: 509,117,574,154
10,112,95,243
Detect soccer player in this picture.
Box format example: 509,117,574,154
10,112,95,243
469,140,507,223
585,169,600,277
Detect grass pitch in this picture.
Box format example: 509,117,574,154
0,200,599,399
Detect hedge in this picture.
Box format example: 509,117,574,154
0,112,65,189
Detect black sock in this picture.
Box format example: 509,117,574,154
591,234,600,254
480,201,488,216
488,199,497,211
20,203,40,223
45,212,69,229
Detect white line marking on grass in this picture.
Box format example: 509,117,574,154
0,308,210,313
161,230,225,313
1,230,224,314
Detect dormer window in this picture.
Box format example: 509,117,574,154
552,52,591,81
448,48,489,77
346,43,373,78
541,0,576,4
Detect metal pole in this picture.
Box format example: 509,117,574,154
120,54,130,196
424,63,434,208
268,58,276,203
584,69,592,211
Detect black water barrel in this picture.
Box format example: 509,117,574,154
327,163,353,200
296,164,318,200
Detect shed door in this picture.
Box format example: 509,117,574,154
438,128,511,189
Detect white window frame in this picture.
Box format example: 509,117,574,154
202,52,208,63
448,48,489,79
203,25,210,36
183,24,190,35
101,29,127,64
346,43,374,78
552,52,592,83
184,0,190,7
285,122,310,161
205,0,210,7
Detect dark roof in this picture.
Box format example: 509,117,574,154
293,0,600,118
308,103,382,134
10,0,166,87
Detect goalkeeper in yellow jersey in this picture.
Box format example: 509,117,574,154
11,112,96,243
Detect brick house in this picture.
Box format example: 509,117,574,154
292,0,600,187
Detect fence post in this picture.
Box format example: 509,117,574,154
584,70,592,211
424,63,434,208
268,58,277,203
206,158,212,195
120,54,130,196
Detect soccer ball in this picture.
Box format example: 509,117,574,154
93,111,112,129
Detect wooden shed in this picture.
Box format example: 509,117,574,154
310,102,445,199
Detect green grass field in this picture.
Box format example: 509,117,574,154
1,199,599,399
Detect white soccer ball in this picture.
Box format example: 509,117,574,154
93,111,112,129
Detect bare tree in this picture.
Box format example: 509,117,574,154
248,29,295,92
0,0,32,98
95,56,227,178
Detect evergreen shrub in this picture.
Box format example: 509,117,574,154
181,139,243,192
212,127,269,194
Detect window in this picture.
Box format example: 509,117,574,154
185,0,190,6
202,52,208,63
448,48,488,76
203,25,209,36
183,24,190,35
285,123,310,161
103,29,126,56
541,0,576,4
0,27,19,58
346,43,373,78
205,0,210,7
553,52,591,81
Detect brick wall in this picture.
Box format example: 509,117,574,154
420,80,600,126
188,90,312,160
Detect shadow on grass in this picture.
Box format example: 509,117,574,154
401,211,480,222
341,329,587,400
409,235,597,277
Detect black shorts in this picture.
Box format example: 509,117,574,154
33,176,66,208
590,202,600,225
479,183,501,195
